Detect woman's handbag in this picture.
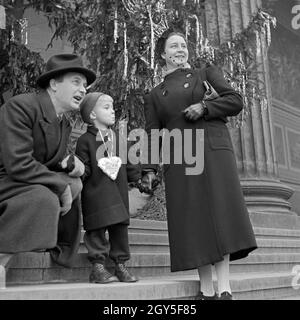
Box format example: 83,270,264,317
203,80,219,101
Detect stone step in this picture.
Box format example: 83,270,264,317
79,225,300,254
232,253,300,273
254,227,300,239
1,272,299,300
78,232,169,254
255,238,300,254
230,272,299,300
273,295,300,300
78,233,300,254
128,219,300,239
249,211,300,230
6,219,300,286
6,252,300,285
78,220,300,254
128,219,168,235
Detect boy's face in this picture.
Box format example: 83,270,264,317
91,95,115,128
51,72,87,112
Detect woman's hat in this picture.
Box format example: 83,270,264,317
80,92,104,124
37,53,96,88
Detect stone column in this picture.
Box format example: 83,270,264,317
204,0,297,228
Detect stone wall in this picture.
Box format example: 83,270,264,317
272,100,300,214
24,7,73,61
264,0,300,214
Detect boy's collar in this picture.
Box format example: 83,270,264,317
86,125,98,136
87,125,111,138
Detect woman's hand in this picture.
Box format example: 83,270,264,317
183,102,206,121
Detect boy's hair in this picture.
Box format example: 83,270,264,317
80,92,105,124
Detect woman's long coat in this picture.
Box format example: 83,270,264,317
143,65,257,272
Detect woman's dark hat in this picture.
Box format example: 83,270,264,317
37,54,96,88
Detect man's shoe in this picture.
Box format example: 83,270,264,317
219,291,233,300
89,263,118,284
0,253,13,289
196,291,218,300
115,263,138,282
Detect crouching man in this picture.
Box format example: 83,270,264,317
0,54,96,288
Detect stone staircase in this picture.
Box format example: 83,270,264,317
1,219,300,300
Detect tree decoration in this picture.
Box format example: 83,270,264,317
123,22,128,80
114,4,118,44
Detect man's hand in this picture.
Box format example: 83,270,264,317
60,185,72,216
61,155,85,177
183,102,206,121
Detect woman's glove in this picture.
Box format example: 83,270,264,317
183,101,207,121
138,172,160,195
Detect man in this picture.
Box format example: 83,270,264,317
0,53,96,288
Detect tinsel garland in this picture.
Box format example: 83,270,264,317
203,9,277,128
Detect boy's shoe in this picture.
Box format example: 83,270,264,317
89,263,118,284
115,263,138,282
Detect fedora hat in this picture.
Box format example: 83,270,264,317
37,53,96,88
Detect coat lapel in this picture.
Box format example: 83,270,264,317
37,91,60,157
58,116,72,156
36,91,72,167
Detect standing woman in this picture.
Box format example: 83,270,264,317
142,29,257,300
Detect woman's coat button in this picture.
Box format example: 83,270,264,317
186,73,192,78
163,90,168,96
183,82,190,88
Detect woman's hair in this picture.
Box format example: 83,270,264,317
155,28,187,67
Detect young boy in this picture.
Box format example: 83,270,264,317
76,92,140,283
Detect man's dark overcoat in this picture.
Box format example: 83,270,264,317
143,65,257,272
0,91,81,266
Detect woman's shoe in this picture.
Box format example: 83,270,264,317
196,291,218,300
219,291,233,300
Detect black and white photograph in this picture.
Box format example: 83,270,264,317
0,0,300,309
